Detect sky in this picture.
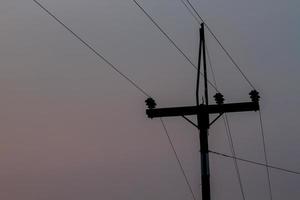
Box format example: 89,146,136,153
0,0,299,199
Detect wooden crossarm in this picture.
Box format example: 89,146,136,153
146,102,259,118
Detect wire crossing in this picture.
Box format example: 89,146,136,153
205,42,247,200
187,2,272,197
180,0,201,25
182,0,256,90
145,23,261,200
33,1,299,200
132,2,251,198
181,2,274,199
132,0,219,92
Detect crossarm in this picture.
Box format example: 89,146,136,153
146,102,259,118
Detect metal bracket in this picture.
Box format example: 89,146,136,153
182,116,199,129
209,113,223,127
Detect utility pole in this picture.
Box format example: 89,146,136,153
145,23,260,200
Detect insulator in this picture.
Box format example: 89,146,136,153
145,98,156,109
213,93,224,105
249,90,260,102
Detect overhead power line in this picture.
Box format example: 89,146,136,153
132,0,219,92
180,0,202,25
259,111,273,200
205,43,218,89
181,2,274,199
224,115,247,200
33,1,196,198
209,150,300,175
205,44,247,200
182,0,256,90
160,119,197,200
33,0,150,98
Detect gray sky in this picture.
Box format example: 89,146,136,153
0,0,299,199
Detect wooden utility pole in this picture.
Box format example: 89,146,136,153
145,23,260,200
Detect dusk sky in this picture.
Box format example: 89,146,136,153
0,0,299,199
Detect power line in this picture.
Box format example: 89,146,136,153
209,150,300,175
205,43,218,88
224,115,247,200
132,0,195,69
192,6,274,198
181,13,250,198
131,1,296,199
182,0,205,27
132,0,219,92
33,1,197,198
259,111,273,200
33,0,150,98
205,43,247,200
183,3,274,199
160,119,197,200
182,0,256,90
180,0,202,25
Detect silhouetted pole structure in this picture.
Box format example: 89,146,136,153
145,23,260,200
198,23,211,200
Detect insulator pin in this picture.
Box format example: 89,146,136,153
249,90,260,103
145,98,156,109
213,93,224,105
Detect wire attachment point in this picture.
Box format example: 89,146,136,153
145,98,156,109
214,93,224,104
249,90,260,103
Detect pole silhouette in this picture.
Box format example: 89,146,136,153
145,23,260,200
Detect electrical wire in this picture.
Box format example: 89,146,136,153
205,43,218,88
180,0,202,25
33,2,285,200
224,115,247,200
132,0,219,92
183,3,274,198
206,20,273,200
182,0,256,90
33,0,150,98
209,150,300,175
33,1,197,199
133,0,195,69
205,41,247,200
132,2,292,199
160,119,197,200
209,38,274,200
259,111,273,200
